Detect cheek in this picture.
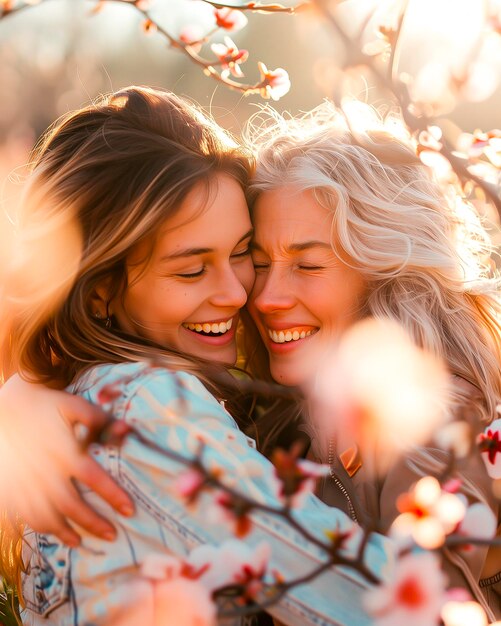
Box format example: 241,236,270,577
320,276,367,327
125,280,189,326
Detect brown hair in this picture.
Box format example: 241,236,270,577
0,86,255,591
2,86,253,389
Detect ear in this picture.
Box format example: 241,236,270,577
89,278,114,318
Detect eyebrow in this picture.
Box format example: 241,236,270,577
160,228,254,261
251,240,332,253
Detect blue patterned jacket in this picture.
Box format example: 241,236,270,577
21,362,393,626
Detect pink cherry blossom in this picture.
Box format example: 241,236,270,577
179,24,205,53
151,577,215,625
110,577,216,626
441,599,489,626
97,382,122,405
96,419,134,448
419,149,454,183
290,458,330,506
434,421,472,460
207,490,253,537
457,502,497,548
445,587,472,603
97,374,134,406
457,130,491,159
111,556,216,626
188,539,271,599
257,62,291,101
391,476,466,549
456,128,501,168
211,36,249,78
410,62,456,115
140,553,183,580
459,61,499,103
363,551,447,626
214,7,248,32
271,443,330,507
173,466,206,503
310,319,449,478
478,418,501,478
362,35,391,57
417,126,443,152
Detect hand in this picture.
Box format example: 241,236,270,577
0,375,134,546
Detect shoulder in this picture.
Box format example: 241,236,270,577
73,361,213,399
71,361,237,428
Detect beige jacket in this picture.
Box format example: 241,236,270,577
310,376,500,622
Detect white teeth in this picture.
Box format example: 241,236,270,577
268,328,316,343
183,319,233,335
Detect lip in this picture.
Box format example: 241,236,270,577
264,325,319,354
185,317,234,325
182,315,237,347
265,321,318,332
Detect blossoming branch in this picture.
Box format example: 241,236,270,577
0,0,296,100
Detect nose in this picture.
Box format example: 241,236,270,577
210,265,248,310
251,266,295,314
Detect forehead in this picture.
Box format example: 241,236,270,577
167,173,250,229
252,187,334,244
130,174,251,264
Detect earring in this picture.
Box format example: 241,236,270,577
105,303,112,328
94,311,112,328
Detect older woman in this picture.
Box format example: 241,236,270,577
244,102,501,620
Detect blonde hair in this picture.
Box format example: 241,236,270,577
0,86,254,590
245,101,501,423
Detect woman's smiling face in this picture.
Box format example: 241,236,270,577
248,186,367,386
110,173,255,365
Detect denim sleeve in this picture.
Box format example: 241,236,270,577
22,362,393,626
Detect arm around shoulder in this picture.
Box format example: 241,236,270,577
22,362,393,626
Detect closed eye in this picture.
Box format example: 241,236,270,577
175,268,206,279
252,261,270,269
231,247,251,258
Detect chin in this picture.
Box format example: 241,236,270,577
209,348,237,367
219,354,237,367
270,363,307,387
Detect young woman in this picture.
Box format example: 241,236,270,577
244,102,501,620
0,86,389,626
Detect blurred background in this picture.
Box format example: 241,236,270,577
0,0,500,233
